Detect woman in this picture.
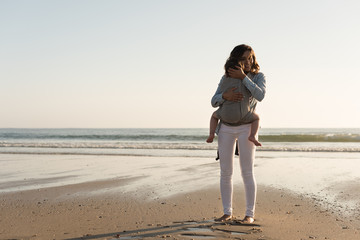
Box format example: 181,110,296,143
211,44,266,223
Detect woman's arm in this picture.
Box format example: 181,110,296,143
211,76,226,107
242,72,266,102
211,76,244,107
228,68,266,102
211,83,226,107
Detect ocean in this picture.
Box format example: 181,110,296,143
0,128,359,157
1,128,360,218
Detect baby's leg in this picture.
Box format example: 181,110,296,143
207,112,219,143
248,113,262,146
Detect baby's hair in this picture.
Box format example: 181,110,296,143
224,59,240,77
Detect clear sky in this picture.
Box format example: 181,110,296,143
1,0,360,128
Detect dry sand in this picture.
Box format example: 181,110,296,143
1,177,359,240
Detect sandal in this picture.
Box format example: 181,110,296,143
215,214,232,222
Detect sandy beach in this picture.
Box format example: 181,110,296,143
1,153,360,240
0,179,359,240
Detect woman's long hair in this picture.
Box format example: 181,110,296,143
224,44,260,76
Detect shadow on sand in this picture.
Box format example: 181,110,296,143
65,219,262,240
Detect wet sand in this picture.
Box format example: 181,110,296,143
1,153,360,239
0,177,359,240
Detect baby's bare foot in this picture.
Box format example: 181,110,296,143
248,136,262,146
206,134,215,143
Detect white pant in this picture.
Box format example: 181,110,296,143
218,124,257,217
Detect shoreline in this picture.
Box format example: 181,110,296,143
1,178,359,240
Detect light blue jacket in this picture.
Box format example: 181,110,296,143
211,72,266,126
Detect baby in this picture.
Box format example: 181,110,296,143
206,60,261,146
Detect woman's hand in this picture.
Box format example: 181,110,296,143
222,87,244,102
228,66,246,80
